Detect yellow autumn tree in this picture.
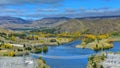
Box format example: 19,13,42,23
11,35,16,41
83,34,96,39
8,51,15,57
97,34,109,39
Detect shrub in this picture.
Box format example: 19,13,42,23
8,51,15,57
38,56,42,59
50,39,57,42
25,47,32,50
43,60,46,64
43,46,48,54
1,44,12,49
17,49,23,51
35,48,42,53
100,65,104,68
84,38,94,44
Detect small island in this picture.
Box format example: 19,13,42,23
76,32,120,51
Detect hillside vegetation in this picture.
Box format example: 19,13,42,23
57,18,120,34
0,16,120,34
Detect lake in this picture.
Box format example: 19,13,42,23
33,41,120,68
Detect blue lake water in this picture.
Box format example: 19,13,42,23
33,41,120,68
106,42,120,52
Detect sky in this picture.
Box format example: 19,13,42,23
0,0,120,19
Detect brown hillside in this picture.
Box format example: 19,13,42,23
57,18,120,34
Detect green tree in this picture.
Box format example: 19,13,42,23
43,46,48,54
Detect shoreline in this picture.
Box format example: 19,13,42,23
75,37,120,51
0,37,73,57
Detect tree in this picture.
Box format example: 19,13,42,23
50,39,57,42
100,65,104,68
11,36,16,41
1,43,12,49
43,46,48,54
8,51,15,57
84,38,94,44
35,48,42,53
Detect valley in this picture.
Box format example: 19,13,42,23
0,16,120,68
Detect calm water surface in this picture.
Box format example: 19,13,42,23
35,41,120,68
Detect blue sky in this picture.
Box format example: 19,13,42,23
0,0,120,19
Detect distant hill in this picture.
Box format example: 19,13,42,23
0,16,120,34
76,15,120,19
57,18,120,34
0,16,70,29
0,16,32,28
30,17,70,28
0,16,30,24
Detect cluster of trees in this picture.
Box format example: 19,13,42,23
84,38,94,44
50,39,57,42
57,32,81,38
82,34,110,44
8,33,27,39
8,51,15,57
3,51,15,57
0,32,7,38
97,34,109,40
88,54,106,68
0,32,27,41
110,32,120,37
35,46,48,54
40,28,58,34
83,34,110,40
27,35,39,40
83,34,96,39
0,43,12,49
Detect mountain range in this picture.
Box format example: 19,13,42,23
57,18,120,34
0,16,120,34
